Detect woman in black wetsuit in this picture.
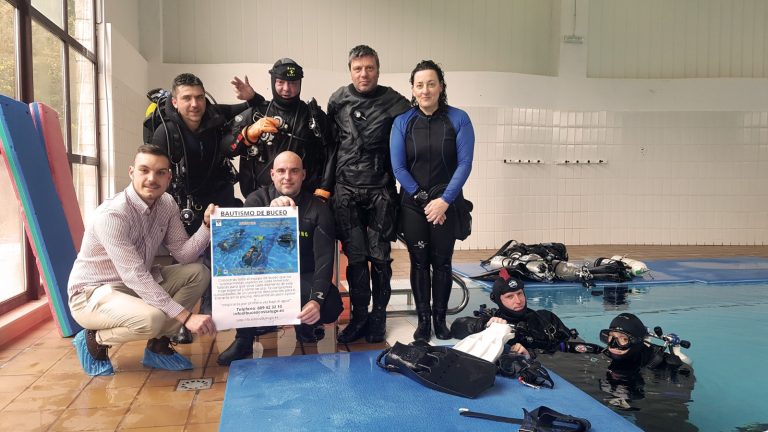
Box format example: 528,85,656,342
390,60,475,341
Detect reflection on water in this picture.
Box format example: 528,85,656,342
539,352,696,432
517,282,768,432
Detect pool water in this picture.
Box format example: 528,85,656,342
211,217,298,276
512,282,768,432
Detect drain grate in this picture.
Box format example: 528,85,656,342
176,377,214,391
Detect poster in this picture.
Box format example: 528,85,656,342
210,207,301,330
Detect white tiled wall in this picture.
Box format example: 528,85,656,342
459,107,768,249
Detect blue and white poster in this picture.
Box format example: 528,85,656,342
210,207,301,330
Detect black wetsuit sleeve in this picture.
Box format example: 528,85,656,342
309,200,336,305
324,99,340,192
220,107,253,158
315,109,336,193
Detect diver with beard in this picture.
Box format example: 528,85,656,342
224,58,334,198
450,269,584,358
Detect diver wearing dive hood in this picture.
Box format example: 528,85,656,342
451,269,576,357
223,58,334,198
594,312,695,427
602,313,687,373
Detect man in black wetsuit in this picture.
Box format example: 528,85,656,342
450,269,577,357
150,73,258,340
217,151,343,365
223,58,334,199
327,45,411,344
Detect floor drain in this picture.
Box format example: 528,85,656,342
176,377,214,391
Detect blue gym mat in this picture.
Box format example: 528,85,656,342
453,256,768,289
220,349,640,431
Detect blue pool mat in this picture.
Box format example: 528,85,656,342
453,256,768,290
220,349,640,432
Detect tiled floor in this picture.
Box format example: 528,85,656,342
1,245,767,431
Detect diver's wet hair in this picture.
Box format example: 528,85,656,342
409,60,448,107
171,73,205,96
348,45,380,69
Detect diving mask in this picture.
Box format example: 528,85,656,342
599,329,642,350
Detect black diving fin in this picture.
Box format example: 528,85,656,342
376,342,496,398
459,405,592,431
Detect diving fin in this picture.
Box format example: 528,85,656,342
376,342,496,398
468,268,502,281
459,405,592,431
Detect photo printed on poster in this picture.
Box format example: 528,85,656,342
210,207,301,330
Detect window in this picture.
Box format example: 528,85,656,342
0,0,16,98
31,0,62,27
67,0,93,51
32,19,65,134
0,0,98,314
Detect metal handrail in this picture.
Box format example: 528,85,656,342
334,239,471,317
386,272,470,317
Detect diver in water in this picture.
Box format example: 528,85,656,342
450,268,589,358
601,312,691,381
241,236,264,267
218,228,245,252
596,313,695,429
277,227,296,251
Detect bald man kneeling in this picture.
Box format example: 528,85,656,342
218,151,343,365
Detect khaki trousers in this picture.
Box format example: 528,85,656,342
69,263,210,345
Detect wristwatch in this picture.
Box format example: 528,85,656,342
413,189,429,206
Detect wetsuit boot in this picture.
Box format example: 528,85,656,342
432,264,453,340
337,263,371,343
414,306,432,342
366,260,392,343
217,335,255,365
410,262,432,342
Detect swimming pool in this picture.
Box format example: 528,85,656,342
512,282,768,432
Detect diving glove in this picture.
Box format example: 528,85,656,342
243,117,279,144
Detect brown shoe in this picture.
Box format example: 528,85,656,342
146,336,177,356
86,329,110,361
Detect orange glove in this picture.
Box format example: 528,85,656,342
314,189,331,201
242,117,279,145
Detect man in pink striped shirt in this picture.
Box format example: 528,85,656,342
68,144,216,375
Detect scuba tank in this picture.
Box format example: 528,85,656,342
611,255,649,276
645,326,693,366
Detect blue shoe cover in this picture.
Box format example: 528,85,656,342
141,348,194,371
72,330,114,376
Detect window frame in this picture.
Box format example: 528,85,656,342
0,0,99,315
